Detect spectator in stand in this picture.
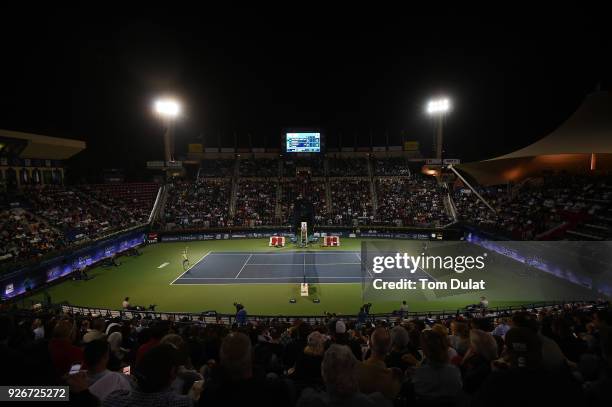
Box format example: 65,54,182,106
472,327,583,407
386,325,421,372
160,334,203,395
83,317,107,343
356,327,402,400
297,344,392,407
199,332,292,406
490,317,511,338
32,318,45,340
448,320,470,356
48,319,83,377
104,344,198,407
288,330,326,386
460,329,497,394
136,323,167,364
84,339,132,401
122,297,130,310
410,330,463,402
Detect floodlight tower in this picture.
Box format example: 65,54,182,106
426,97,451,159
154,98,181,162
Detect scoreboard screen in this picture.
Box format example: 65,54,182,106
285,132,321,153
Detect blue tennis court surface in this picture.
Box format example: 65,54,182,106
171,251,435,285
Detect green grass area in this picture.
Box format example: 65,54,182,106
25,239,596,316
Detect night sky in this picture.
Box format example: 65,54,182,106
1,6,610,180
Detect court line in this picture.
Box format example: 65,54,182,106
170,251,211,285
157,262,169,269
234,254,253,279
172,282,363,286
245,262,361,266
178,276,362,280
205,251,360,256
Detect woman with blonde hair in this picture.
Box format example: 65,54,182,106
289,330,327,386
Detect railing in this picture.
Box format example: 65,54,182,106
40,300,594,326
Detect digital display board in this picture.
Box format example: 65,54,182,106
285,132,321,153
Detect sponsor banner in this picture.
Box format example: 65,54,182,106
252,148,265,153
341,147,355,152
426,158,442,165
204,147,219,153
166,161,182,168
388,145,402,151
1,229,145,300
372,146,386,152
147,232,159,244
220,147,235,153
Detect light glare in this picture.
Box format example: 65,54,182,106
154,99,181,117
427,98,450,115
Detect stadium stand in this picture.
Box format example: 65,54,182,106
454,172,612,240
238,158,279,177
376,175,452,227
373,156,410,176
199,159,235,178
328,179,373,225
328,156,369,177
164,178,231,229
0,300,607,406
233,179,278,227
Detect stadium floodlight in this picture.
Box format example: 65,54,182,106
154,97,181,162
426,98,450,115
154,99,181,118
426,97,451,159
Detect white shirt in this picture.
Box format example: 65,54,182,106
89,371,133,401
122,301,130,309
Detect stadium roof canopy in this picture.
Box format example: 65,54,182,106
457,91,612,185
0,129,86,160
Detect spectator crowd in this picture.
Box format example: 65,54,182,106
0,301,609,406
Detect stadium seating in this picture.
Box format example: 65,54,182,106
454,172,612,240
164,179,230,229
0,300,606,405
0,183,158,265
233,180,278,226
376,176,452,227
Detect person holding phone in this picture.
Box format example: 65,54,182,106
48,319,84,377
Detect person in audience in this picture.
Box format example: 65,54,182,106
84,339,133,401
289,330,326,385
83,317,107,343
198,332,292,406
472,326,583,406
410,329,463,402
460,329,497,394
297,344,392,407
356,327,402,400
386,325,420,372
104,344,198,407
448,320,470,356
48,319,83,377
135,323,167,364
160,333,203,395
32,318,45,340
